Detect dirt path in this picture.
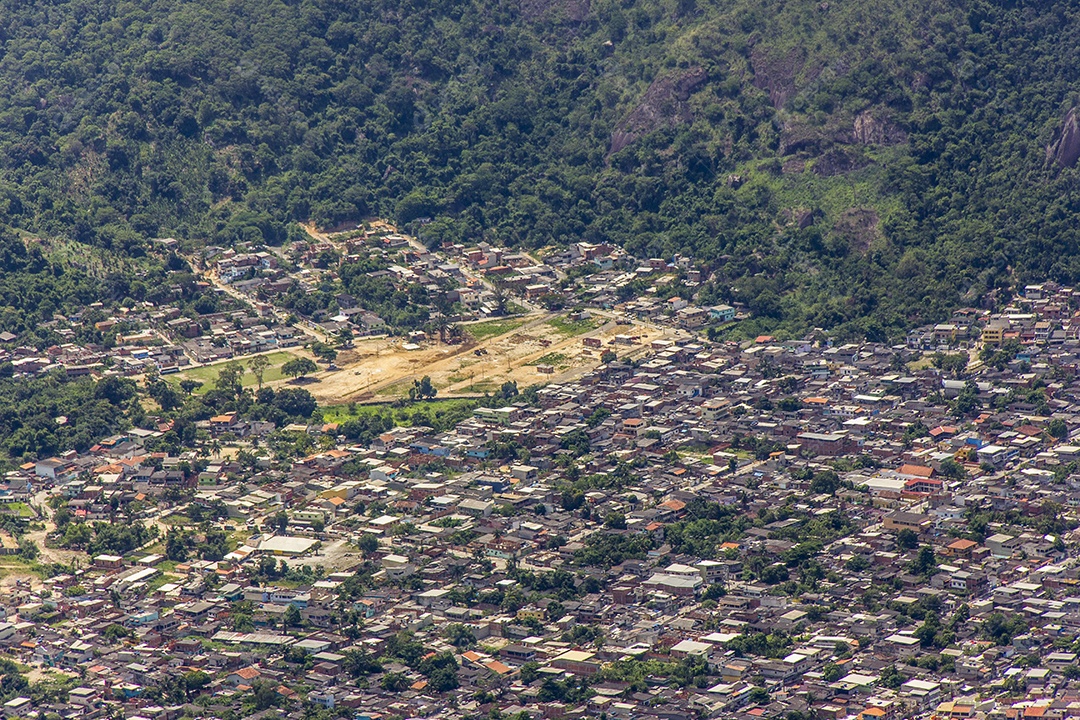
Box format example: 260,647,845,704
27,491,81,566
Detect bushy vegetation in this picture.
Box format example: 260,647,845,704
0,373,137,462
0,0,1078,340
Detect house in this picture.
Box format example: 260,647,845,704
796,432,852,457
709,305,736,323
227,667,262,687
551,650,600,676
882,511,932,535
3,697,30,717
985,533,1021,557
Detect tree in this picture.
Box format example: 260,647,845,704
282,357,318,379
1048,418,1069,440
604,512,626,529
215,361,244,395
809,470,841,494
895,528,919,550
748,687,770,704
910,545,937,576
520,662,540,684
358,533,379,556
341,650,381,677
200,528,229,561
600,349,617,363
880,664,905,689
444,623,477,648
165,530,188,562
247,354,271,389
283,604,302,628
183,670,211,696
271,511,289,534
179,379,203,396
103,623,132,642
273,388,317,418
703,583,726,601
409,375,437,400
427,664,459,692
939,458,967,480
252,679,279,710
492,283,508,316
561,489,585,511
382,672,409,692
311,342,338,365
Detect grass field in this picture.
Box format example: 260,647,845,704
547,315,602,336
459,380,499,393
465,317,528,341
1,503,35,518
321,398,479,425
169,351,303,394
528,352,569,367
373,378,414,398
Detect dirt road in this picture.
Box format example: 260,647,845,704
26,490,82,566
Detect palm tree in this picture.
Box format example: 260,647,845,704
435,317,450,344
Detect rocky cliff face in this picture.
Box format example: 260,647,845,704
609,67,707,155
852,110,907,146
1047,108,1080,168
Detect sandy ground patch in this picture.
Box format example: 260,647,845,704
271,312,673,404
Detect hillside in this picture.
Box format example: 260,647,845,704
3,0,1080,337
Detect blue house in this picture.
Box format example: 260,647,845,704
708,305,736,323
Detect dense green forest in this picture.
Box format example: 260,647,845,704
3,0,1080,336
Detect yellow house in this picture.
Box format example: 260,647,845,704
982,322,1008,345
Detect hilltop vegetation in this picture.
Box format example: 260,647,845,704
2,0,1080,336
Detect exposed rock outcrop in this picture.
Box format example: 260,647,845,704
1047,108,1080,168
609,67,707,155
812,147,870,176
852,110,907,146
833,208,880,253
779,120,832,156
751,47,806,109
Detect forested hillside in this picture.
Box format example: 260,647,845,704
3,0,1080,337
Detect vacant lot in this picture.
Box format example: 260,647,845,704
293,310,669,405
546,315,602,336
1,503,35,518
169,350,304,394
321,398,478,425
466,317,528,341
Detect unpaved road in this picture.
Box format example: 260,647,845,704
27,490,82,566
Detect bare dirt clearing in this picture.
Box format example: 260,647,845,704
270,312,671,404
